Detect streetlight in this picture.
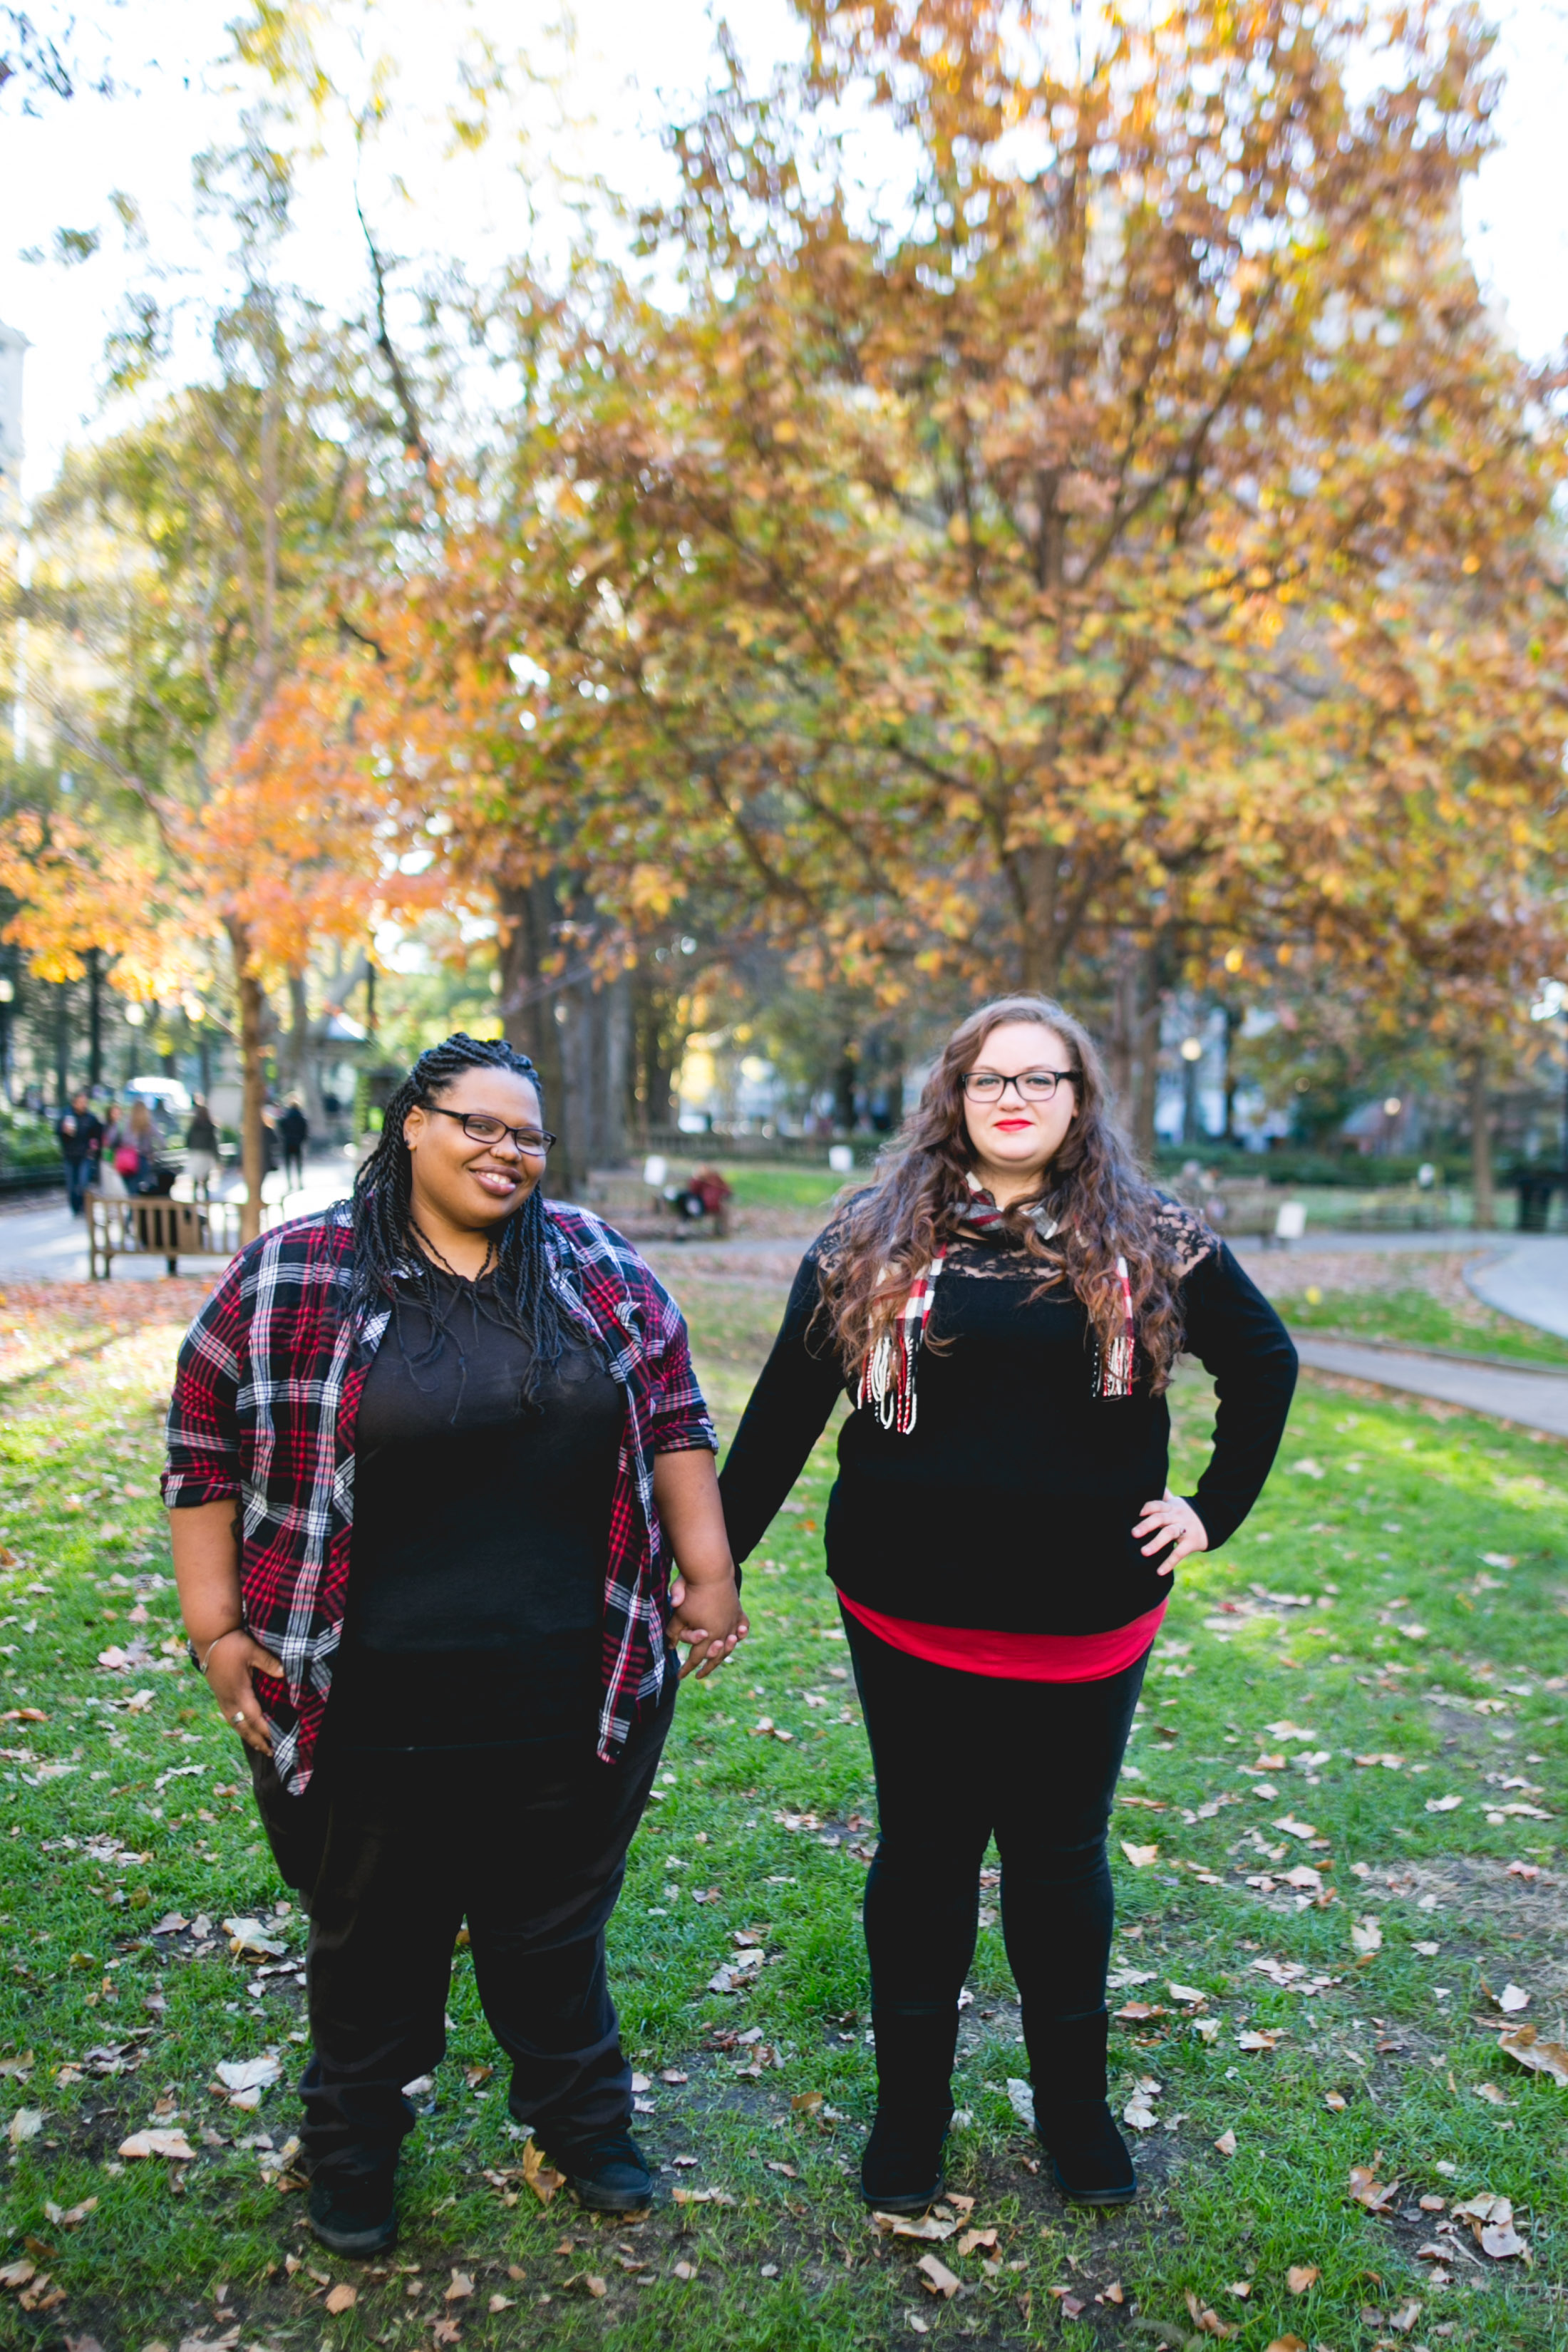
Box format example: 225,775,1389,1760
1179,1035,1203,1146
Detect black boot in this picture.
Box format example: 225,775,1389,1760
860,2005,956,2215
1030,2009,1137,2207
547,2125,654,2213
308,2160,399,2256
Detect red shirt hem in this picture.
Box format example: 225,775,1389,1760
836,1590,1167,1682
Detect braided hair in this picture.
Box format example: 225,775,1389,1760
349,1033,566,1405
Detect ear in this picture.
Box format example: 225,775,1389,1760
402,1104,428,1152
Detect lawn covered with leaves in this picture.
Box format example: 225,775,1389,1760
0,1265,1566,2352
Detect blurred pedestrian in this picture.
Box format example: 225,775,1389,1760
56,1089,103,1216
97,1100,128,1197
123,1099,160,1193
185,1095,222,1200
720,994,1298,2216
278,1095,309,1190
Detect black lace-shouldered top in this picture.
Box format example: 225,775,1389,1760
718,1203,1298,1636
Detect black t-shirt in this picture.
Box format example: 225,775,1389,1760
329,1267,624,1750
718,1204,1298,1636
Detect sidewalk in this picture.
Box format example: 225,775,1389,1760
1462,1232,1568,1341
0,1155,353,1283
1290,1334,1568,1438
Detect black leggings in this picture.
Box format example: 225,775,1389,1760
842,1604,1147,2088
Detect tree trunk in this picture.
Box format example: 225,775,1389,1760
1017,844,1061,994
1107,933,1137,1128
283,969,326,1131
1132,942,1165,1167
629,972,679,1141
229,921,269,1245
86,949,103,1091
497,877,573,1196
1468,1047,1495,1231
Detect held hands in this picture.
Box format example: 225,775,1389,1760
668,1572,750,1680
202,1629,284,1755
1133,1488,1209,1577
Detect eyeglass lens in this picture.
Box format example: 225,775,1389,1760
463,1115,552,1152
966,1072,1062,1101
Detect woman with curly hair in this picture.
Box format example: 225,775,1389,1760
720,996,1296,2214
164,1035,746,2255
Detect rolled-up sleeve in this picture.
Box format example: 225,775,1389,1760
643,1281,718,1455
161,1260,247,1508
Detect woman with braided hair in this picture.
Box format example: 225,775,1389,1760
719,996,1296,2215
164,1034,746,2254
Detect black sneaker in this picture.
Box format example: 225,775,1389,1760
550,2127,654,2212
1036,2099,1137,2207
860,2108,949,2215
308,2165,398,2256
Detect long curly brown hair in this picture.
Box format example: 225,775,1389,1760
821,994,1187,1394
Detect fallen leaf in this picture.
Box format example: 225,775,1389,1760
118,2129,196,2161
1183,2289,1240,2338
1119,1841,1159,1868
1425,1795,1463,1814
0,2261,36,2289
917,2253,960,2299
445,2271,473,2302
322,2284,356,2316
582,2275,607,2298
871,2212,956,2242
1498,2025,1568,2087
1122,2091,1159,2131
1286,2264,1320,2293
1481,2220,1529,2259
790,2090,823,2113
1491,1982,1530,2014
1214,2128,1238,2156
214,2056,279,2095
1006,2078,1036,2127
6,2108,43,2147
487,2295,512,2314
520,2138,564,2206
1388,2301,1423,2334
1264,2339,1308,2352
956,2228,997,2257
1227,2280,1252,2297
1475,2083,1509,2107
41,2200,96,2228
1272,1814,1316,1841
1351,1917,1384,1956
430,2321,461,2346
1236,2031,1279,2053
1348,2163,1398,2212
671,2261,694,2281
1324,2092,1346,2111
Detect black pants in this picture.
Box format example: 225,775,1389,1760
841,1604,1147,2111
250,1696,672,2182
283,1148,304,1188
63,1157,91,1214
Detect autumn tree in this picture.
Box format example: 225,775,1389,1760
458,2,1553,1061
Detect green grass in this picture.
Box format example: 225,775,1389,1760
1276,1282,1568,1370
715,1165,846,1214
1,1290,1567,2348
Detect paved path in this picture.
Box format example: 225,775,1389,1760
0,1157,352,1284
1463,1234,1568,1341
1292,1334,1568,1436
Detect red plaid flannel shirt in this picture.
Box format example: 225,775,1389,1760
162,1201,716,1794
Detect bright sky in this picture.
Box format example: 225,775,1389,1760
0,0,1565,505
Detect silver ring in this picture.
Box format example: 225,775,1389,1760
232,1711,245,1725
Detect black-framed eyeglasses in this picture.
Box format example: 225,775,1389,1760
430,1106,556,1156
961,1069,1078,1104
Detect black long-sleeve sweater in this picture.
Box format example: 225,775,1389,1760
718,1204,1298,1635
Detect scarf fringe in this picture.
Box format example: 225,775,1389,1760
857,1191,1137,1430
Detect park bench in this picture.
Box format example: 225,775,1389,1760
85,1190,247,1279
